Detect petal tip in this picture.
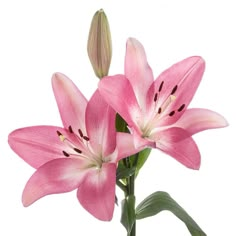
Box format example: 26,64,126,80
126,37,143,50
222,117,229,127
193,161,201,170
186,55,205,68
22,193,33,207
51,72,67,82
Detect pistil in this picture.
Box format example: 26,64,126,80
56,128,103,168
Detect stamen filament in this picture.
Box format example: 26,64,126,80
160,95,176,114
56,128,102,168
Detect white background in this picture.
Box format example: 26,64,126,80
0,0,235,235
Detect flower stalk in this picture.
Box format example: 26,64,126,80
127,163,136,236
119,152,140,235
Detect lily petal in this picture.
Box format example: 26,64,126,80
98,75,141,128
151,56,205,126
125,38,154,107
115,132,147,161
174,108,229,135
8,126,67,168
22,158,89,207
52,73,88,133
77,163,116,221
86,90,116,156
154,127,201,169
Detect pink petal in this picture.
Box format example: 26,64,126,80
151,56,205,126
98,75,141,129
52,73,88,134
8,126,67,168
86,90,116,156
77,163,116,221
174,108,229,135
115,132,147,161
125,38,154,108
154,127,201,169
22,158,89,207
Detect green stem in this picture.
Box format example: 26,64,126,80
127,154,138,236
128,173,136,236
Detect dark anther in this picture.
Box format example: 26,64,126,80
169,111,175,116
170,85,178,95
74,148,82,154
78,129,83,137
56,130,62,136
158,107,162,114
178,104,185,112
83,136,90,141
158,81,164,92
154,93,158,102
68,125,73,133
62,150,70,157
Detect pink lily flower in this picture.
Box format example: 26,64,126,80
8,73,139,221
98,38,228,170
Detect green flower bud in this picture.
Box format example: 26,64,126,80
87,9,112,79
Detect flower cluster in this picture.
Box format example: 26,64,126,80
8,37,227,221
8,10,227,235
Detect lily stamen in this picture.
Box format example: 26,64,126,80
83,136,90,141
158,81,164,92
178,104,185,112
73,147,82,154
170,85,178,95
62,150,70,157
154,93,158,102
78,129,83,138
68,125,73,133
57,130,91,158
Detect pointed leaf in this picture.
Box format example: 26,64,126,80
136,191,206,236
116,113,129,133
117,159,128,186
134,148,151,176
128,148,151,177
121,195,136,234
116,166,136,181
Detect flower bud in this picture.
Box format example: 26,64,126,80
87,9,112,79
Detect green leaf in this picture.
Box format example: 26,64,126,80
116,113,129,133
128,148,151,177
121,195,136,234
116,166,136,180
136,191,206,236
134,148,151,176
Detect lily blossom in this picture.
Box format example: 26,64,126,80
8,73,139,221
98,38,228,170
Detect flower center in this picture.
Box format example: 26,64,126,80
141,81,185,137
56,126,103,168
